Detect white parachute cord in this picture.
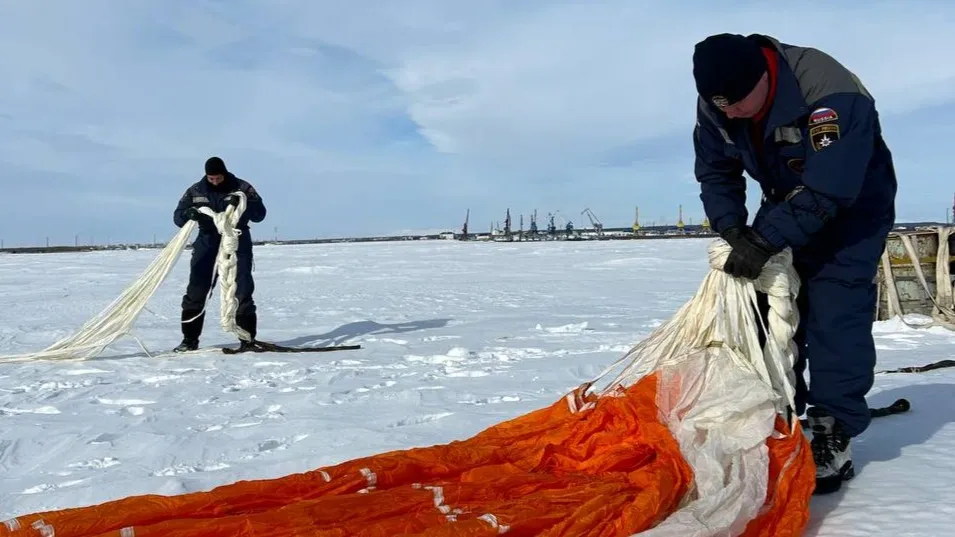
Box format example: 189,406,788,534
196,191,251,342
587,238,800,421
0,221,198,364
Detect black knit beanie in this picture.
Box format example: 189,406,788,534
692,33,767,107
205,156,227,175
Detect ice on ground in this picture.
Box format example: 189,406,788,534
1,239,954,536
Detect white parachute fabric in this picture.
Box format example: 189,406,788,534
0,222,196,364
0,191,249,364
581,238,802,537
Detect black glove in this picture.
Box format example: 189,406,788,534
225,194,240,207
721,226,780,279
184,206,211,221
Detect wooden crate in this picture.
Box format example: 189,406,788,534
876,228,955,320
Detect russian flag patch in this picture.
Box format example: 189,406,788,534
808,107,838,126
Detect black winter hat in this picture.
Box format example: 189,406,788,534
205,156,227,175
692,33,767,107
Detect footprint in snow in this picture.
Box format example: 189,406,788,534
88,433,121,445
238,434,310,460
388,412,454,428
21,478,88,494
151,462,231,476
67,457,121,470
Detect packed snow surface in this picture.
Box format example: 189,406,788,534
1,238,953,536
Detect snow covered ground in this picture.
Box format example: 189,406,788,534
1,237,953,536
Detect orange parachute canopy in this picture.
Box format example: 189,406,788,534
0,373,813,537
0,241,816,536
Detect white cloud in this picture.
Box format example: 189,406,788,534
379,1,955,165
0,0,953,245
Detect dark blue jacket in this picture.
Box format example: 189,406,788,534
173,173,267,235
693,34,897,250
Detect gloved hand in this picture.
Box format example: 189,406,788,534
720,226,781,280
225,194,240,207
184,206,211,221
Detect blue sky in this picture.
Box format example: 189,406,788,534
1,1,955,246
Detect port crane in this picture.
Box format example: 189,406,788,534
581,208,604,235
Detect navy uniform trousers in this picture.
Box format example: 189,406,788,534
181,231,257,341
753,202,893,437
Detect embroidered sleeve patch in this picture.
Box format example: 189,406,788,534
809,124,840,151
809,107,838,126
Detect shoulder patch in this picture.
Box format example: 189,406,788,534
809,123,840,151
808,107,838,126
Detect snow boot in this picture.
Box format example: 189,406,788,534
807,406,854,495
237,339,257,353
222,339,259,354
174,337,199,352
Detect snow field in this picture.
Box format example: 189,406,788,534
1,238,954,536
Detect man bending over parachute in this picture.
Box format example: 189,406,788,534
691,32,897,495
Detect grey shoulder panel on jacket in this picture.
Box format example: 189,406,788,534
696,95,716,122
187,181,205,196
767,36,872,104
695,95,735,145
232,177,262,199
234,178,256,192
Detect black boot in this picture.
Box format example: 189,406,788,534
220,312,258,354
234,339,258,353
173,338,199,352
807,406,854,495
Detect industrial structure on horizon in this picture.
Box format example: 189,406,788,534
451,205,714,242
5,201,952,254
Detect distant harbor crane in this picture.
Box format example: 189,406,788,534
460,208,470,240
581,208,604,235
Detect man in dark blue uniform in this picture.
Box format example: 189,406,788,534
691,33,897,494
172,156,267,353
